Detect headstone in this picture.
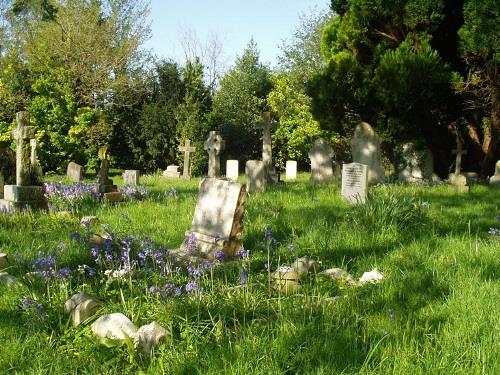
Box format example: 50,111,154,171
359,269,384,285
308,138,334,182
96,145,118,194
137,322,169,353
163,165,180,178
490,160,500,186
204,131,225,177
341,162,368,204
397,142,434,183
123,170,140,185
64,292,102,326
285,160,297,180
103,191,123,203
226,160,239,181
0,111,47,212
177,178,246,259
351,122,384,184
245,160,267,193
449,136,469,192
67,162,84,183
0,173,3,200
179,139,196,179
256,112,279,183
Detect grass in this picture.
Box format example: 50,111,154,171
0,173,499,374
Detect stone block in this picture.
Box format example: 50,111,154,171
67,162,84,182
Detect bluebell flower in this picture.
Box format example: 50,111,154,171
57,267,71,279
239,265,249,285
236,248,250,259
185,279,199,293
148,285,161,294
19,297,47,320
70,232,81,241
214,250,225,263
186,232,198,253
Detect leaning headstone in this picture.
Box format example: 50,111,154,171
123,170,140,185
245,160,267,193
351,122,384,184
163,165,180,178
204,131,225,177
489,160,500,186
64,292,102,326
341,162,368,204
226,160,239,181
308,138,334,182
397,142,434,183
67,162,84,183
177,178,246,259
285,160,297,180
179,139,196,179
96,145,118,194
0,111,47,212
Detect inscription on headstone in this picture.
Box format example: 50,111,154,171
341,162,368,204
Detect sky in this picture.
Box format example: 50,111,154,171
144,0,330,68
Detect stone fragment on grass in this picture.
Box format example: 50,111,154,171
0,253,7,269
291,256,319,277
137,322,169,353
271,266,303,293
71,299,102,326
64,292,98,313
80,216,98,227
319,268,355,283
0,272,22,287
91,313,137,343
359,270,384,285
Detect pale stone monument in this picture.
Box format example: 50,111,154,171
29,138,43,178
0,173,3,200
179,139,196,179
0,111,47,212
245,160,267,193
397,142,434,183
341,162,368,204
176,178,246,259
489,160,500,186
204,131,225,177
308,138,334,182
226,160,239,181
351,122,384,184
285,160,297,180
67,162,84,182
448,136,469,192
163,165,180,178
256,112,279,183
123,170,140,185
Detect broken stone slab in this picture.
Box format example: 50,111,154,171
0,253,7,269
0,272,22,287
137,321,169,353
91,313,137,343
319,268,355,283
64,292,100,314
70,298,102,326
291,256,319,277
359,269,384,285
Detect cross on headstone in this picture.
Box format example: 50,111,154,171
452,135,467,176
179,139,196,179
204,131,225,177
12,111,35,186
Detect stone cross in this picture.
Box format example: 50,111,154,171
452,135,467,175
256,112,277,168
12,111,35,186
204,131,225,177
179,139,196,179
30,139,37,165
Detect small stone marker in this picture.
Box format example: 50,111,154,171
123,170,140,185
285,160,297,180
64,292,102,326
226,160,239,181
351,122,385,184
308,138,334,182
179,139,196,179
177,178,246,259
449,136,469,192
67,162,84,183
341,162,368,204
245,160,267,193
204,131,225,177
256,112,279,183
163,165,180,178
490,160,500,186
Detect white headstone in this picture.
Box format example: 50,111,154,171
67,162,84,183
163,165,180,178
245,160,267,193
285,160,297,180
123,170,140,185
308,139,334,182
489,160,500,186
351,122,384,184
226,160,239,181
341,162,368,204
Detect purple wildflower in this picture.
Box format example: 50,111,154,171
214,250,225,263
148,285,161,294
239,265,249,285
187,264,204,278
70,232,81,241
186,232,198,253
236,248,250,259
185,279,199,293
31,253,57,281
57,267,71,279
19,297,47,320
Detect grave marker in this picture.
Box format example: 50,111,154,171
67,162,84,183
204,131,225,177
351,122,384,184
256,112,279,183
226,160,239,181
285,160,297,180
96,145,118,195
308,138,334,182
179,139,196,179
123,170,140,185
163,165,180,178
341,162,368,204
245,160,267,193
449,135,469,192
489,160,500,186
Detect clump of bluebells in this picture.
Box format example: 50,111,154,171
31,252,70,281
119,186,149,201
19,297,47,321
164,187,179,200
44,182,99,211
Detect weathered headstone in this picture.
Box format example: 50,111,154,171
449,136,469,192
308,138,334,182
177,178,246,259
0,111,47,212
351,122,384,184
204,131,225,177
256,112,279,183
245,160,267,193
96,146,118,194
163,165,180,178
285,160,297,180
123,170,140,185
0,173,3,200
179,139,196,179
489,160,500,186
226,160,239,181
341,162,368,204
397,142,434,183
67,162,84,183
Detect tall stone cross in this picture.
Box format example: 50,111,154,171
204,131,225,177
12,111,35,186
452,135,467,175
256,112,278,168
179,139,196,179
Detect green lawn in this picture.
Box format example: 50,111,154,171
0,174,499,374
